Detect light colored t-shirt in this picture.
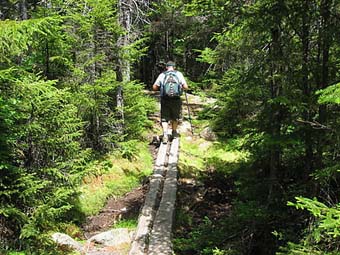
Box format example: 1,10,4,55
154,70,186,87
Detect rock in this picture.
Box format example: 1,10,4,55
89,228,131,247
178,121,192,134
199,141,212,151
180,178,193,185
186,93,217,106
200,126,217,141
185,136,193,141
52,232,83,252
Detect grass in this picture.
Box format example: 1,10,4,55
114,219,138,229
78,142,153,216
178,133,250,178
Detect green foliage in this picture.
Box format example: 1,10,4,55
174,200,271,255
282,197,340,253
146,0,223,84
122,81,156,139
14,77,83,167
0,0,154,252
118,140,139,160
0,17,63,64
176,133,255,255
196,47,218,65
187,1,340,253
3,0,340,254
74,71,120,150
311,165,340,186
174,216,218,253
71,72,155,151
317,83,340,105
0,70,87,251
79,174,139,216
277,197,340,254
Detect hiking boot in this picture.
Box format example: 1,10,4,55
162,134,168,144
172,130,180,139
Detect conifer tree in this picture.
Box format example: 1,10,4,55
0,0,154,251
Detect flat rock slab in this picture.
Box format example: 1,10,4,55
89,228,131,246
52,228,132,255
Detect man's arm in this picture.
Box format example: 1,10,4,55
153,84,159,91
153,73,163,91
177,72,188,90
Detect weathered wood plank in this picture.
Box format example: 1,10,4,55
154,142,168,176
148,138,179,255
129,142,168,255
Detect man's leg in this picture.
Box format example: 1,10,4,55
170,120,180,139
170,98,181,139
171,120,178,133
162,120,169,137
161,121,169,143
160,99,170,143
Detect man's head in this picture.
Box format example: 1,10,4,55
166,61,176,70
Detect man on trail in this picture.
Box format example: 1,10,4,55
153,61,188,144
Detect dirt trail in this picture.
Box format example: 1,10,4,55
82,185,148,239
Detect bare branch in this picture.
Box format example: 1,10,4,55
296,118,332,130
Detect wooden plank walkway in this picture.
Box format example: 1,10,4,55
129,137,179,255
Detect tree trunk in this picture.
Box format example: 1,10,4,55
301,0,313,178
115,0,135,135
117,0,132,82
267,14,283,202
315,0,332,170
43,0,51,79
20,0,28,20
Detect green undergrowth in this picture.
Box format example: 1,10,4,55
178,134,250,178
78,141,153,216
176,131,252,255
176,131,296,254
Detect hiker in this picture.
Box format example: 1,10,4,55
153,61,188,143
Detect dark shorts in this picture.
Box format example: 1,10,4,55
161,97,182,122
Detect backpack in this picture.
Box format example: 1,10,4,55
161,71,182,98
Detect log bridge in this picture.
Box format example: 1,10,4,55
129,137,180,255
